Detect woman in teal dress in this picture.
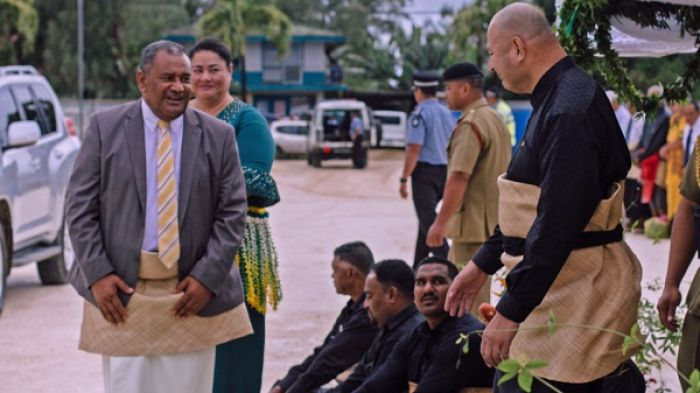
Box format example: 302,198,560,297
189,38,282,393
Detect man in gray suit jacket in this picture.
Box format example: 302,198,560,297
67,40,252,393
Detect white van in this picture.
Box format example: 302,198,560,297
374,110,407,147
307,100,378,168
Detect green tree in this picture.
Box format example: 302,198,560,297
0,0,38,64
198,0,292,101
395,24,451,89
447,0,515,70
273,0,410,91
33,0,189,98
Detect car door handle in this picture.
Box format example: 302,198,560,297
54,151,64,160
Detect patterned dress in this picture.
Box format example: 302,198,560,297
213,99,281,393
218,99,282,314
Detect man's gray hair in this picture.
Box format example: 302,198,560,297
139,40,187,72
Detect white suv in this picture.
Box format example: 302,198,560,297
0,66,81,314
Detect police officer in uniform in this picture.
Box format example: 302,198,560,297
658,137,700,391
426,63,511,315
400,71,456,267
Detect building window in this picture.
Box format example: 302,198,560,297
262,42,302,84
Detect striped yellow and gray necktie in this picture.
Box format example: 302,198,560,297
156,119,180,269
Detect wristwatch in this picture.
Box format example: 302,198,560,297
399,177,408,184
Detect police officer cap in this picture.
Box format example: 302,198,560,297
412,71,440,88
442,63,483,81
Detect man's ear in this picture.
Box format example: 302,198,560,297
461,82,471,97
386,286,398,303
512,36,526,63
136,69,147,95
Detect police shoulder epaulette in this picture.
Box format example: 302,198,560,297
460,113,485,152
411,108,423,127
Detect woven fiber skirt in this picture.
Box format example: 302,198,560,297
497,175,642,383
79,251,253,356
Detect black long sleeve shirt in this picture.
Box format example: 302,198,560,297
635,106,669,161
352,314,493,393
472,56,631,323
330,305,424,393
278,293,379,393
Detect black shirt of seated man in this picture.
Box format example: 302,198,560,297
353,257,493,393
329,259,425,393
274,242,379,393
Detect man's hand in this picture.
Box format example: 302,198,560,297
426,221,446,247
173,276,213,317
657,285,682,331
91,273,134,325
269,386,283,393
399,182,409,199
481,312,519,368
444,261,488,317
659,145,669,160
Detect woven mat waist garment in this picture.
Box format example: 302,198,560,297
79,251,253,356
496,174,642,383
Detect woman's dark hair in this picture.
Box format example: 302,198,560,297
372,259,415,300
189,38,233,66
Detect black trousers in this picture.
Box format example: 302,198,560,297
623,178,650,225
352,134,364,161
411,162,449,267
494,360,644,393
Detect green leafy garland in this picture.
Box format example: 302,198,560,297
558,0,700,113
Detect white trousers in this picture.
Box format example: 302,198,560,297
102,347,215,393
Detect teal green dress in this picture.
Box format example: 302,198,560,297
213,99,281,393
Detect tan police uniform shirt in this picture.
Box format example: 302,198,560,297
445,98,511,243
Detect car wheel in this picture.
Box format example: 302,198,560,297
0,222,9,314
276,146,284,158
37,220,73,285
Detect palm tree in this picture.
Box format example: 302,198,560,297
199,0,292,102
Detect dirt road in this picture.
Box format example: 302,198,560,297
0,150,692,392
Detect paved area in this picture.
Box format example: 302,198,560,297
0,149,694,392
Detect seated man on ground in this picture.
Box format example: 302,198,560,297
271,241,379,393
326,259,424,393
352,257,493,393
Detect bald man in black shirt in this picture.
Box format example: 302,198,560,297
445,3,642,392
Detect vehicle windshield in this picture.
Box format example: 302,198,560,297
320,109,362,142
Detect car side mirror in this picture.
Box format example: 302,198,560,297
7,121,41,148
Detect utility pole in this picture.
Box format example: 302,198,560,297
77,0,85,139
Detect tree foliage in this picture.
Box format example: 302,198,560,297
0,0,38,64
273,0,410,90
447,0,514,69
198,0,291,57
28,0,189,98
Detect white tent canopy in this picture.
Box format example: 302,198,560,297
555,0,699,57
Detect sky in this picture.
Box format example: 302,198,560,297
405,0,472,25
